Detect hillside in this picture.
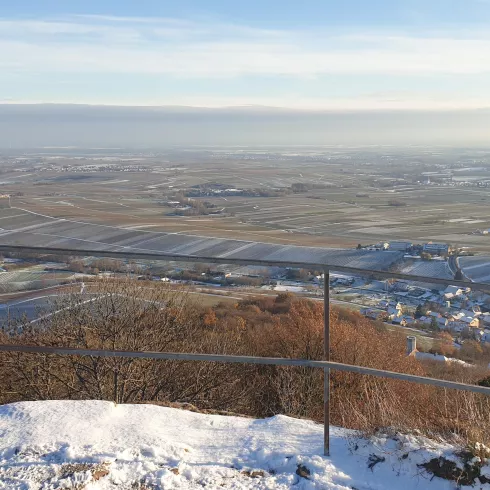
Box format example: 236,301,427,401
0,401,489,489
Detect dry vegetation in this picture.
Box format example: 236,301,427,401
0,279,490,447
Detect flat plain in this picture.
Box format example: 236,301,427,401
1,146,490,275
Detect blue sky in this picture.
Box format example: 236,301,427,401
1,0,490,109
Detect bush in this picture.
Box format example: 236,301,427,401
388,199,407,207
1,287,490,446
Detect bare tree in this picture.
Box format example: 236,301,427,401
0,279,250,406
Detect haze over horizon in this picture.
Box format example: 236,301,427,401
1,0,489,146
0,104,489,148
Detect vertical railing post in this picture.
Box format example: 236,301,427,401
323,268,330,456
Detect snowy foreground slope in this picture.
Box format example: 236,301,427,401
0,401,489,489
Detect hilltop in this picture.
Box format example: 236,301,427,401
0,400,489,489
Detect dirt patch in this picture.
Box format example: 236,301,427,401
296,464,311,479
241,469,266,478
419,456,489,486
367,454,385,471
54,462,110,488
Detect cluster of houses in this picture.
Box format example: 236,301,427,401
360,241,450,256
361,284,490,343
387,241,450,255
473,228,490,236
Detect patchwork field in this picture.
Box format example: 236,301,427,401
0,146,489,264
0,208,403,271
459,255,490,283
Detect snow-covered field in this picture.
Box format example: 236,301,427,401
273,285,305,292
262,283,306,292
0,400,488,489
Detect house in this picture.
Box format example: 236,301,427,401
443,285,468,298
437,317,449,328
388,241,412,252
390,281,410,292
449,311,465,321
423,243,449,255
387,303,404,320
335,277,354,286
446,321,467,333
387,307,402,319
392,315,413,327
472,305,482,314
464,317,481,328
392,317,408,326
480,313,490,328
448,310,481,328
360,308,381,320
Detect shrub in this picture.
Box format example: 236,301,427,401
1,287,490,446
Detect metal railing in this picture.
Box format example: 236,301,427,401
0,244,490,457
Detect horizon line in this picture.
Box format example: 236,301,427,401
1,102,490,114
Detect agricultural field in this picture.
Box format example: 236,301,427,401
0,146,489,263
399,259,453,280
458,255,490,283
0,265,74,293
0,207,403,271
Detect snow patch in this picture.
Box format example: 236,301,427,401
0,400,487,489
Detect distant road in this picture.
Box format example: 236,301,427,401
447,255,458,278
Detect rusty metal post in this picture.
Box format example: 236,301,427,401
323,269,330,456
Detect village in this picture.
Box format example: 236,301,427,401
333,240,490,347
358,281,490,342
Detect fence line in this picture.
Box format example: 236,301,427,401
1,344,490,396
0,244,489,291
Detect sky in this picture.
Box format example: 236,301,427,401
1,0,490,110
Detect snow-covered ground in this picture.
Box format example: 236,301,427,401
263,282,306,292
415,351,471,366
273,285,305,292
0,400,488,489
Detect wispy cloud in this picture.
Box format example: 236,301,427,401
1,15,490,110
1,16,490,77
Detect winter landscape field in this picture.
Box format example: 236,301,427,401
2,0,490,487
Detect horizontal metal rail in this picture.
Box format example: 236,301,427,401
1,344,490,396
0,244,488,291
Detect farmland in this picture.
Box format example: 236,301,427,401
459,255,490,283
0,265,74,293
0,207,403,271
0,146,490,261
